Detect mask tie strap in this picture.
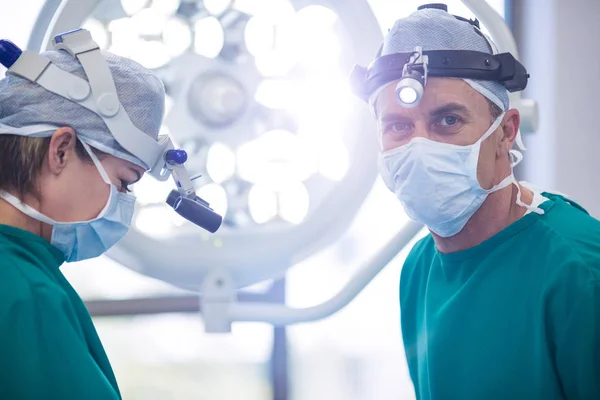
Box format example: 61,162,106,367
509,149,523,168
488,172,514,193
507,145,543,214
0,191,58,225
78,140,116,218
477,113,505,145
515,182,544,215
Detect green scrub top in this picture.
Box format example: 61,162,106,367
0,224,121,399
400,193,600,400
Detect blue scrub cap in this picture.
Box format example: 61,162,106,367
0,50,165,169
380,7,509,111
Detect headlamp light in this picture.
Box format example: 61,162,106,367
394,47,428,108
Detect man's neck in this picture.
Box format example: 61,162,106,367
432,183,534,254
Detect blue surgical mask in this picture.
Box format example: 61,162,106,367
0,140,136,262
378,113,536,238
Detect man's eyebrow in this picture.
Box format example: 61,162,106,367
378,102,472,124
429,102,471,118
379,112,411,124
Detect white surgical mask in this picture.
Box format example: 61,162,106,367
378,113,541,237
0,141,136,262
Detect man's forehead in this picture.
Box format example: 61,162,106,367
375,77,485,117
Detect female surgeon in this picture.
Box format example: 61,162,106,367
0,31,166,399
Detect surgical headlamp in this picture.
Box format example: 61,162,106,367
395,46,428,108
0,29,222,234
349,3,530,108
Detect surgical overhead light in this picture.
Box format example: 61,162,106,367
188,71,248,129
26,0,382,297
203,0,234,16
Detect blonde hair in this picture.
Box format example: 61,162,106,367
0,136,50,198
0,133,93,199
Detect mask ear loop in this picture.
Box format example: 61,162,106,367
79,140,117,218
0,190,59,225
80,140,111,185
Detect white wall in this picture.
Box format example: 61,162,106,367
516,0,600,217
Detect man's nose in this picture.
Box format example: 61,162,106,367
412,121,429,139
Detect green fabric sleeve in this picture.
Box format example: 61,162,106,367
0,284,120,400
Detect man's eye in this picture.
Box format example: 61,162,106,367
387,122,411,132
438,115,460,126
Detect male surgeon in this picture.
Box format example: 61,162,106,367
350,4,600,399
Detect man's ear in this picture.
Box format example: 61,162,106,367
47,127,77,175
497,109,520,158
